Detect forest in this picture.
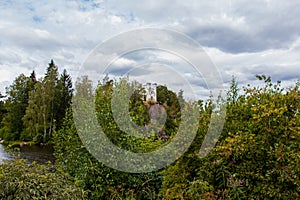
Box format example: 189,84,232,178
0,60,299,199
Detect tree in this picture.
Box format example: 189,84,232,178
156,85,181,136
0,93,6,129
54,76,163,199
23,81,47,142
227,75,239,104
23,60,72,143
55,69,73,130
75,75,93,98
0,72,36,141
160,75,300,199
44,59,59,140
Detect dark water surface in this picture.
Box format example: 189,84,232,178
0,144,55,164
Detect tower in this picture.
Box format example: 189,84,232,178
144,83,157,102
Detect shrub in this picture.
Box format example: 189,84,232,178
0,159,86,199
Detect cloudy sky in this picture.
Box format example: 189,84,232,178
0,0,300,99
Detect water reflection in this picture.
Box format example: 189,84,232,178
0,144,12,164
0,144,54,165
20,145,55,164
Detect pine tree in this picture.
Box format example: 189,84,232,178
75,75,93,98
44,59,59,140
227,75,239,104
0,93,6,130
56,69,73,129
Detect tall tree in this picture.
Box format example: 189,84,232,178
53,69,73,130
23,60,73,143
75,75,93,98
227,75,239,104
156,85,181,136
0,73,36,141
0,93,6,130
44,59,59,140
23,81,46,141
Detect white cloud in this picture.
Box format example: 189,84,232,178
0,0,299,99
110,15,122,24
113,57,136,67
204,44,300,84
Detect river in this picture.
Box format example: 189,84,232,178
0,144,13,164
0,144,55,165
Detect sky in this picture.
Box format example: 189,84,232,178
0,0,300,99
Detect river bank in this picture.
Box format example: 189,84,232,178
0,143,55,164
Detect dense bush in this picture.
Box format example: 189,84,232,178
53,78,166,199
160,76,300,199
52,75,300,199
0,159,85,199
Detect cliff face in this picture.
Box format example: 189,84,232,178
146,103,168,140
148,104,167,126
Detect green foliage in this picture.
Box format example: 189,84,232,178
75,75,93,98
22,60,72,143
0,72,36,141
226,75,239,104
94,77,167,152
23,81,47,142
129,84,150,126
53,108,163,199
0,159,85,199
2,70,299,200
160,75,300,199
56,69,73,128
156,85,181,136
0,61,72,144
54,77,164,199
159,99,212,199
0,93,7,129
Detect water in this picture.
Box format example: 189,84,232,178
19,145,55,164
0,144,55,165
0,144,13,164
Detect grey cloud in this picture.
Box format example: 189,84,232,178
188,25,257,53
0,25,62,51
126,68,152,77
0,50,22,65
0,0,299,99
106,0,300,53
105,66,132,76
0,81,10,94
256,65,300,82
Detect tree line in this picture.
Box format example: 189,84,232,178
53,74,299,199
0,61,299,199
0,60,72,143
